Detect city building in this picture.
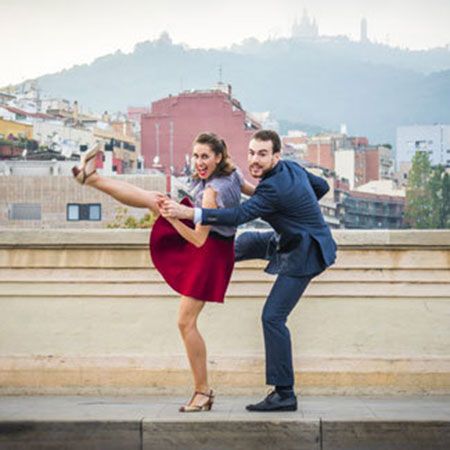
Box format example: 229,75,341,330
249,111,279,131
140,86,260,178
0,118,33,140
0,105,55,125
305,136,336,171
307,166,341,229
342,189,405,229
360,18,369,43
0,160,165,229
1,86,141,174
282,132,308,160
396,124,450,168
127,106,150,134
393,161,412,188
335,144,393,189
94,125,140,174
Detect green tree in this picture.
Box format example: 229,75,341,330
405,151,433,228
405,152,450,229
428,165,449,228
107,206,156,229
443,172,450,228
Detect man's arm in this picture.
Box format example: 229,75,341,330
241,179,256,196
161,183,277,226
164,188,215,248
303,168,330,200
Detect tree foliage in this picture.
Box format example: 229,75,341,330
106,206,156,229
405,151,450,228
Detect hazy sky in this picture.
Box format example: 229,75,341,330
1,0,449,87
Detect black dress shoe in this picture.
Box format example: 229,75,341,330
246,390,297,412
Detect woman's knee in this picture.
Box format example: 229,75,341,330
177,312,197,335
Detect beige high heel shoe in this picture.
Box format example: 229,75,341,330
72,144,102,184
179,389,215,413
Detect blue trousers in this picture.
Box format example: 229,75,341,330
235,231,313,386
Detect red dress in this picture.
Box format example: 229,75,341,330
150,198,235,303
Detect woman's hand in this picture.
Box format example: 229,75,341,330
159,199,195,220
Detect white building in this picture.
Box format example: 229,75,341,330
396,124,450,168
33,122,95,157
335,148,356,188
355,179,405,198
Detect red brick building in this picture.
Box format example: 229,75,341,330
127,107,150,124
140,88,260,178
364,146,393,184
305,139,335,171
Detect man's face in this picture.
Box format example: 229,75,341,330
247,138,280,179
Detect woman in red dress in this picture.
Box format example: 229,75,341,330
73,133,255,412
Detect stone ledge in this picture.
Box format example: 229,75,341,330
1,229,450,248
2,419,448,450
1,396,449,450
1,355,450,396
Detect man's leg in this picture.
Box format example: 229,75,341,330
234,231,275,262
262,274,312,386
246,274,312,412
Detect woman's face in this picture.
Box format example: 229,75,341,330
192,143,222,179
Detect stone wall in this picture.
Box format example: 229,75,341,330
0,229,449,395
0,175,166,228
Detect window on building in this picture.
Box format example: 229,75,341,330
9,203,41,220
67,203,102,221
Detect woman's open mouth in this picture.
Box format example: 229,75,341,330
197,167,208,177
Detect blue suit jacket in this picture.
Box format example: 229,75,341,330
201,160,337,277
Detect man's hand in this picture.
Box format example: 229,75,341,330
159,199,195,220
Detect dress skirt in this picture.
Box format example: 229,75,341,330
150,198,235,303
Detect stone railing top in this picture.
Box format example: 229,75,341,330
0,229,449,248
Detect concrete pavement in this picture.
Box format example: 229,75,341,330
1,395,450,449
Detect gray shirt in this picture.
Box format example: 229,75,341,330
190,169,244,237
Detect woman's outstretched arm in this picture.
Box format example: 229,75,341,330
163,188,217,248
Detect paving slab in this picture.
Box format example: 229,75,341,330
143,419,320,450
0,395,449,450
321,420,450,450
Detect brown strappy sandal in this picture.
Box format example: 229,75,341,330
179,389,215,413
72,144,102,185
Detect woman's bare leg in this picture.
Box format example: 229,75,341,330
85,172,161,213
178,296,211,404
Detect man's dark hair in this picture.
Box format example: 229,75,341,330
252,129,282,154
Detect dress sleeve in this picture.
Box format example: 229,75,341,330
205,179,224,208
235,167,245,187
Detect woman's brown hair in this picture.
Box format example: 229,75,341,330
192,132,235,180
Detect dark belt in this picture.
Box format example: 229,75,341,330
209,231,235,242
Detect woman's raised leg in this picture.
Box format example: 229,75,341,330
85,173,161,213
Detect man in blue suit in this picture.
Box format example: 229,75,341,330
161,130,337,411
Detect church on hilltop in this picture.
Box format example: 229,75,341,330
291,9,319,39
